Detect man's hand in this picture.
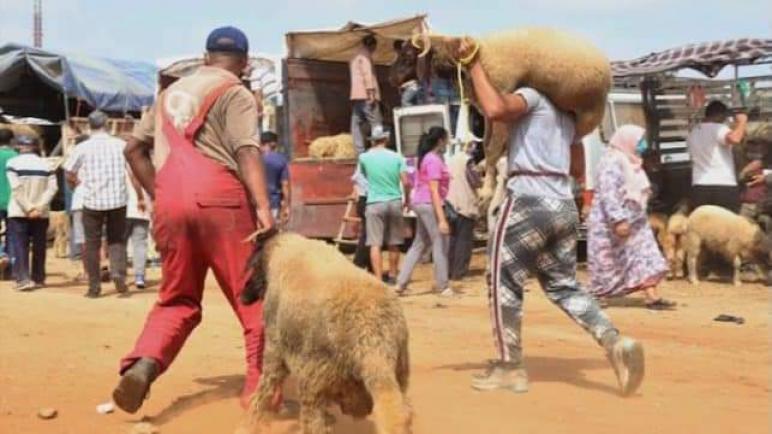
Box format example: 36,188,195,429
439,220,451,235
256,207,275,233
457,36,480,65
137,199,147,213
581,204,591,221
614,221,631,239
748,173,766,187
367,90,377,105
28,209,42,219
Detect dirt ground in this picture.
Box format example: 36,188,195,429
0,250,769,434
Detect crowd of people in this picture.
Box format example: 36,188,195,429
0,26,768,418
0,110,292,298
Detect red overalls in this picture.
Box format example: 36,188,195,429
120,81,264,405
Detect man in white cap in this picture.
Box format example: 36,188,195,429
357,125,410,283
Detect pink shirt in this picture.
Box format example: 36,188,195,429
349,48,381,101
411,152,450,205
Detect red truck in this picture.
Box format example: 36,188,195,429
282,16,427,239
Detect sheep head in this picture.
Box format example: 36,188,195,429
240,228,280,305
389,33,462,88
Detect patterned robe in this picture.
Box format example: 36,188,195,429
588,153,668,297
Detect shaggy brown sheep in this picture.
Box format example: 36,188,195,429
237,231,411,434
685,206,771,286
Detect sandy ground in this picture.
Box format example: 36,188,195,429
0,251,769,434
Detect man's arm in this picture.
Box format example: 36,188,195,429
65,170,79,189
400,171,412,209
33,170,58,211
355,55,376,103
62,147,82,189
459,38,528,122
724,113,748,146
237,147,274,231
124,136,156,199
6,167,33,214
127,166,147,212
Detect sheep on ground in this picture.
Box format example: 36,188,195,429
648,213,668,249
48,211,70,259
684,205,771,286
663,212,689,279
308,134,356,159
237,231,411,434
391,27,611,201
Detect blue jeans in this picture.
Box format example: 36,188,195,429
0,209,8,259
8,217,49,284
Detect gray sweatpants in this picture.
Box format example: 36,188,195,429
351,100,383,154
398,203,449,290
126,218,149,278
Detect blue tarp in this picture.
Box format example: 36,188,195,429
0,43,157,112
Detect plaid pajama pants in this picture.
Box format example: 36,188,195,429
489,195,617,364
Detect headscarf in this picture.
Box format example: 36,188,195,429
607,125,651,208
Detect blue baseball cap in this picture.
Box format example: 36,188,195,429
206,26,249,54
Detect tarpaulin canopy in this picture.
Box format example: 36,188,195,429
0,43,157,113
612,38,772,78
285,15,428,65
158,54,281,100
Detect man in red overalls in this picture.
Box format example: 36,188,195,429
112,26,274,413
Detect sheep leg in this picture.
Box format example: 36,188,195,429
363,363,412,434
299,396,333,434
685,232,702,285
675,242,686,279
239,341,289,433
733,256,743,287
479,121,508,206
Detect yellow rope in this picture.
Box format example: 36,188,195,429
458,40,480,66
454,39,480,147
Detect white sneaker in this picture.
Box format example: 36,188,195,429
439,287,457,297
608,336,645,396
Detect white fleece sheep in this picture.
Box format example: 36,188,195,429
685,205,771,286
412,27,611,201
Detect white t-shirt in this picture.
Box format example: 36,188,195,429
686,122,736,186
506,87,574,200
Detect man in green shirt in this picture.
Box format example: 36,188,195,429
357,126,410,283
0,128,18,263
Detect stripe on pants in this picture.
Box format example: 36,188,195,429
490,195,514,361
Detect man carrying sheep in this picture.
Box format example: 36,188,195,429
457,38,645,396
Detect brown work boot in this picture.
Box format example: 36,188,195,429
471,362,528,394
112,358,159,413
607,336,645,397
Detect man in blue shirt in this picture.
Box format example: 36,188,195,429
260,131,290,225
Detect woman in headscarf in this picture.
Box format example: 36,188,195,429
587,125,674,310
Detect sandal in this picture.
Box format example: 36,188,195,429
645,298,676,310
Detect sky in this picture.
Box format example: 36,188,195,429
0,0,770,65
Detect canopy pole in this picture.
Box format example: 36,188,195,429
62,93,70,121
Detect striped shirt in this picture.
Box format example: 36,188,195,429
63,132,128,211
6,152,58,218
